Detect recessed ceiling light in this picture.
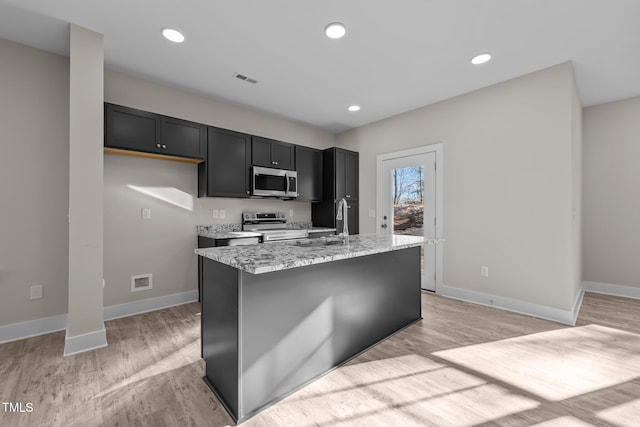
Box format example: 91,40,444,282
325,22,346,39
162,28,185,43
471,52,492,65
348,105,361,112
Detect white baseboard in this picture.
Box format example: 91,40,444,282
583,281,640,300
103,290,199,321
0,289,199,345
63,327,108,357
0,314,68,345
438,284,584,326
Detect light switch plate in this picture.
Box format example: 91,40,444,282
289,209,294,218
219,210,226,219
141,208,151,219
481,266,489,277
212,209,219,219
368,209,376,218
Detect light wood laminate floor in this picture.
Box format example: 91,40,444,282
1,292,639,426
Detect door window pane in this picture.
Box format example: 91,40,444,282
391,166,425,271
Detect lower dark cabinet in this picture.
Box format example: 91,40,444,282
295,146,322,201
198,127,251,198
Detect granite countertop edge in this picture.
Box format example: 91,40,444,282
195,234,424,274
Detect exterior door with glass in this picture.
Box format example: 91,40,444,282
380,151,437,291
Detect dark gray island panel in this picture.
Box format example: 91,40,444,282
201,260,239,417
199,240,422,423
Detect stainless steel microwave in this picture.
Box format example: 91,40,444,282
252,166,298,198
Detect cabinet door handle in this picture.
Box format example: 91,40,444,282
346,195,351,198
162,144,167,149
156,143,161,148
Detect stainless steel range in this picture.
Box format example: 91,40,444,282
242,212,308,242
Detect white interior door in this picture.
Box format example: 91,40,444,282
380,151,438,291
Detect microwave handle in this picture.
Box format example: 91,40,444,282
285,171,296,197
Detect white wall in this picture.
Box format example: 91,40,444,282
583,96,640,289
337,62,581,311
0,38,69,325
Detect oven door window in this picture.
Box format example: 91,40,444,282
255,174,286,192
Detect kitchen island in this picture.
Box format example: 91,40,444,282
195,233,423,423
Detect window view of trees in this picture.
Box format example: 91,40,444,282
392,166,424,236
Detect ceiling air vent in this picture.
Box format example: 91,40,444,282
233,73,258,84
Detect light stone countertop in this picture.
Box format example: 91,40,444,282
198,230,262,240
306,227,337,233
198,227,335,240
195,233,424,274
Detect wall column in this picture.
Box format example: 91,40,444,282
64,23,106,356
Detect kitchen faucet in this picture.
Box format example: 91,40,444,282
336,198,349,236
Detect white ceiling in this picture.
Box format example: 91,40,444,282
1,0,639,133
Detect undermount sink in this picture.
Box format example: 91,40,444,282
294,238,346,248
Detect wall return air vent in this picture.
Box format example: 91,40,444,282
131,273,153,292
233,73,258,84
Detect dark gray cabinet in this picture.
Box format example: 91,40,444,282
105,103,205,160
335,148,359,200
295,146,322,201
252,136,295,170
312,148,359,233
198,127,251,198
160,116,206,159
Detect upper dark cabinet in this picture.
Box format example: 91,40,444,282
198,127,251,198
251,136,295,170
105,104,160,153
160,116,206,159
295,146,322,202
105,103,205,160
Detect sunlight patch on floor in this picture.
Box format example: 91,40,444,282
433,324,640,401
531,416,597,426
95,338,199,398
597,398,640,427
261,354,538,426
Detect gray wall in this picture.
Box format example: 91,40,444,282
67,24,105,338
0,38,70,325
0,38,335,325
583,96,640,289
102,70,334,307
336,63,582,311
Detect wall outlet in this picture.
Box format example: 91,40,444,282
141,208,151,219
289,209,294,218
30,285,43,300
212,209,219,219
219,210,226,219
481,266,489,277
